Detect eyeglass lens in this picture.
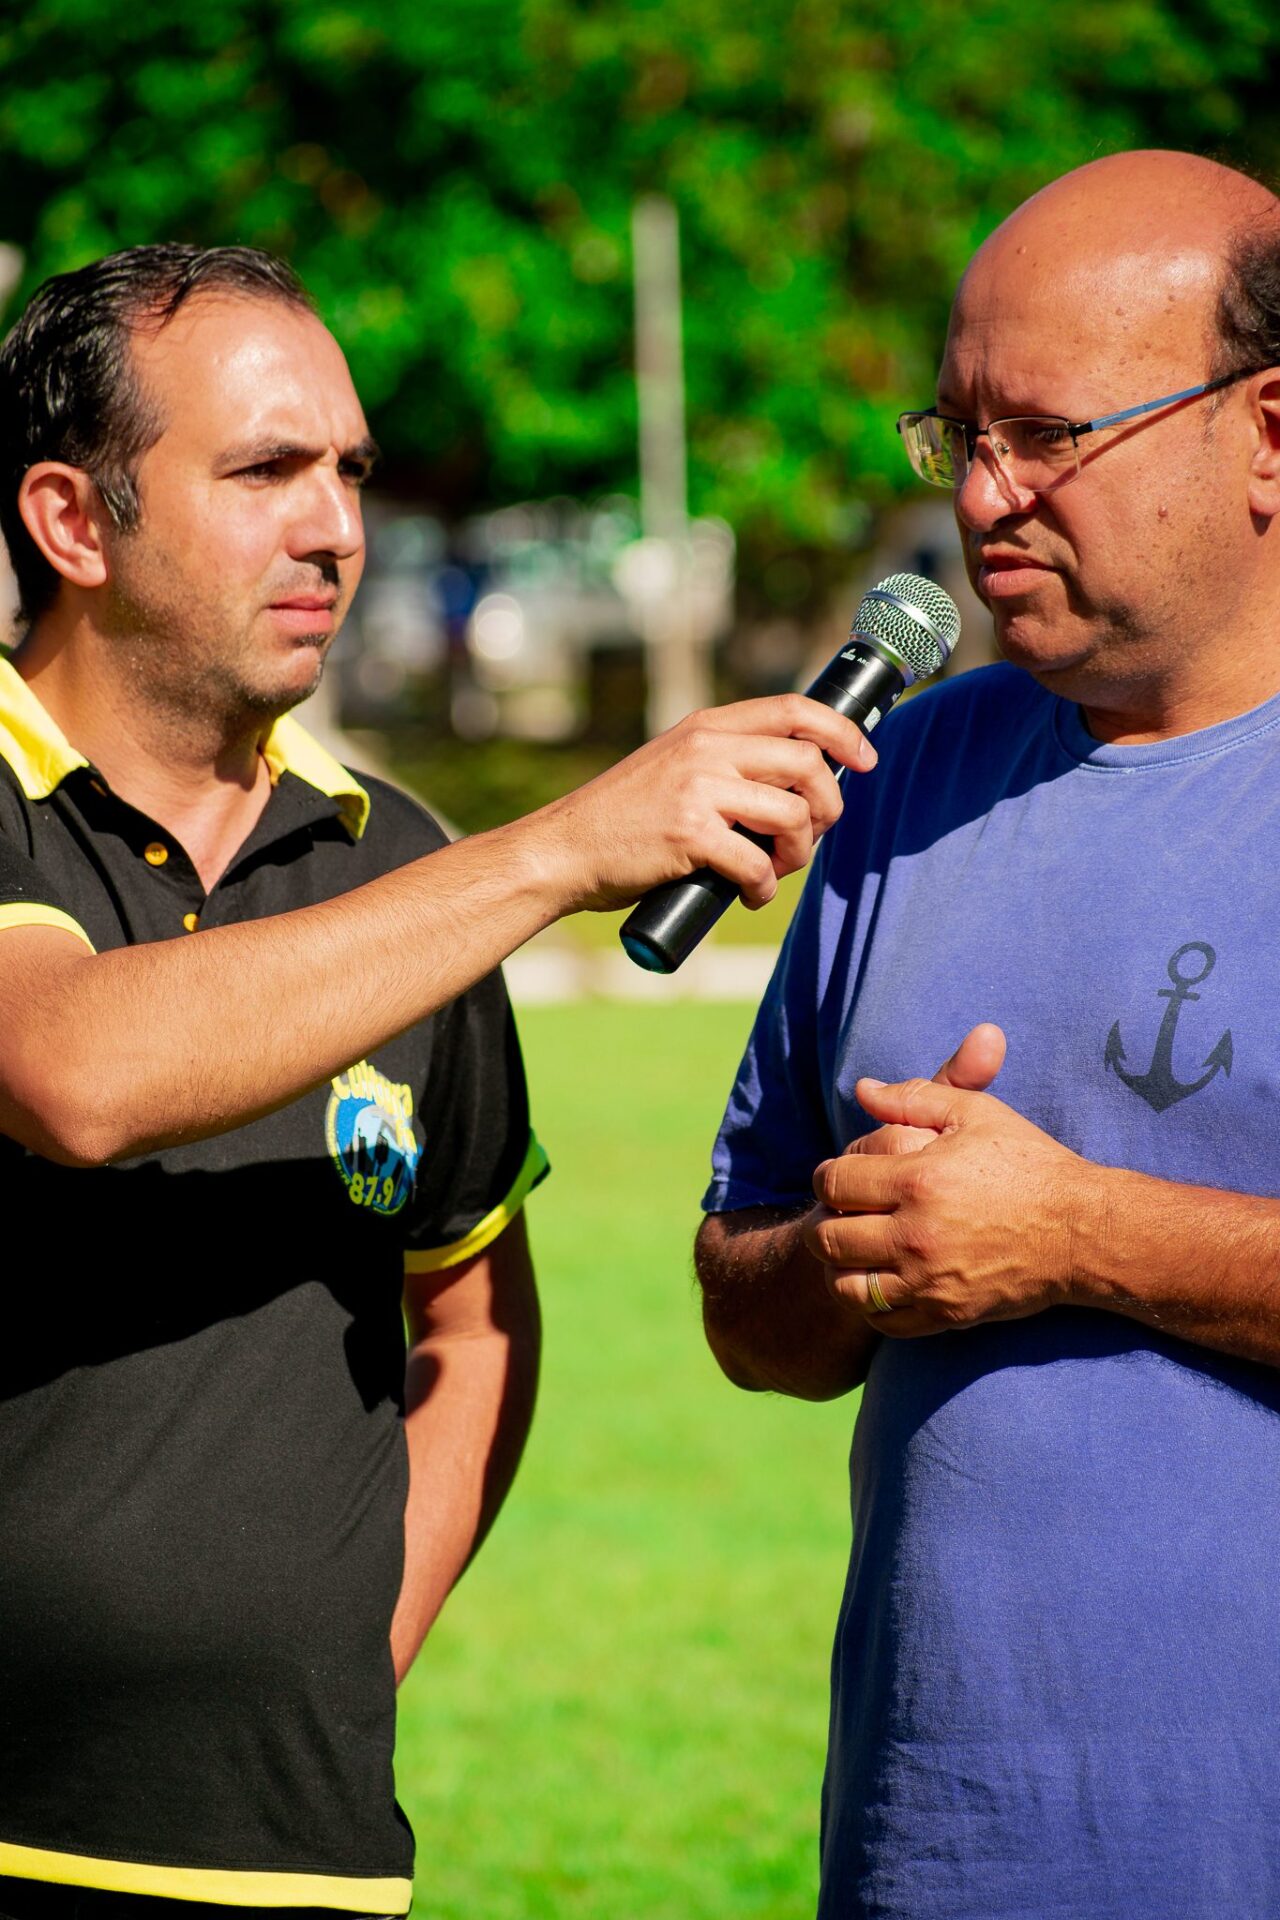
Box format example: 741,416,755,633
902,414,1080,490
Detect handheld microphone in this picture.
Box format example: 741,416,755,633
619,571,962,974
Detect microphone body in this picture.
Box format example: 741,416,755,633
619,573,960,974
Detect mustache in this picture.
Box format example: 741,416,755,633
266,559,343,598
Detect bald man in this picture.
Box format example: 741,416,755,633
697,150,1280,1916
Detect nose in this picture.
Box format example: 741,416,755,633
288,460,365,565
953,440,1037,531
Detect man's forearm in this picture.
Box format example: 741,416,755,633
695,1207,877,1401
5,817,559,1164
393,1217,540,1683
1075,1163,1280,1370
1,694,876,1165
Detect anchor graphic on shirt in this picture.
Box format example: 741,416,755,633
1104,941,1233,1114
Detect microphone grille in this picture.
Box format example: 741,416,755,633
853,571,961,679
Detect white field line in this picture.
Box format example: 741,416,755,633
504,943,778,1005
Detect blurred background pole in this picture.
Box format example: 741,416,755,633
0,243,24,644
632,195,711,737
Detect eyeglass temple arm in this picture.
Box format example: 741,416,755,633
1080,371,1258,437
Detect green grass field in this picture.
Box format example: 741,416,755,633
548,870,808,951
396,1001,861,1919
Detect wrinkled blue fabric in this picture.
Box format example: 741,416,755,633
705,663,1280,1918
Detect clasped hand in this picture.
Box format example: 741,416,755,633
803,1025,1092,1338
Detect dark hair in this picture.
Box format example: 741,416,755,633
1213,223,1280,383
0,243,315,625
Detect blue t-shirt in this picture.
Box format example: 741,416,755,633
705,663,1280,1919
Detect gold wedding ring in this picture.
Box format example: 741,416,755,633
866,1271,892,1314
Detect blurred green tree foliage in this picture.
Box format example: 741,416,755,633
2,0,1278,598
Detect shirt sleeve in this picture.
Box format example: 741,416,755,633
0,821,95,950
401,965,548,1272
701,669,1006,1215
701,835,841,1215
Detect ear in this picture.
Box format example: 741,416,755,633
1245,371,1280,521
18,462,111,592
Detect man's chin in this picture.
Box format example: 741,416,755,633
991,610,1095,683
241,646,330,720
990,614,1113,706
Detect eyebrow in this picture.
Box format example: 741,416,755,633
214,435,382,477
933,392,1065,421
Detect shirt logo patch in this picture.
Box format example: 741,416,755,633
325,1058,422,1214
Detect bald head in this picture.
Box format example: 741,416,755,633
985,149,1277,276
955,151,1280,387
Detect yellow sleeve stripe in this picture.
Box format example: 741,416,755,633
0,903,96,952
404,1132,550,1274
0,1841,411,1912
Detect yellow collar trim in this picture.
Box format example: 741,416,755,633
0,657,369,840
0,657,88,798
261,713,370,840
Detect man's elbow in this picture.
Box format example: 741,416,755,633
2,1051,136,1167
704,1311,858,1399
700,1288,870,1403
6,1101,124,1168
701,1298,770,1393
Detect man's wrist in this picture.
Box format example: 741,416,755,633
503,794,602,922
1058,1160,1150,1313
454,811,580,934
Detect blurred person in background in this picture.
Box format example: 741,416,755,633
698,148,1280,1918
0,245,874,1920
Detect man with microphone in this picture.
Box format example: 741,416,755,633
0,245,873,1919
698,148,1280,1916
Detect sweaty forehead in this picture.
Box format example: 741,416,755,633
941,236,1224,413
955,239,1221,346
129,293,368,454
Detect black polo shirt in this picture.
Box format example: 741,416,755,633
0,658,546,1913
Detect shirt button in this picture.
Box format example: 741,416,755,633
144,842,169,867
182,912,199,932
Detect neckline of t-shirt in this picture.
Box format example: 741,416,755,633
1053,681,1280,771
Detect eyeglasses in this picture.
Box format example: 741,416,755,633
897,366,1266,493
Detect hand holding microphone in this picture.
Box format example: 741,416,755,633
619,572,962,973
